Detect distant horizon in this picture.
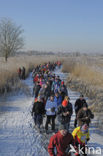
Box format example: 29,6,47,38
19,49,103,55
0,0,103,53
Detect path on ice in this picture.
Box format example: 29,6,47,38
55,69,103,156
0,68,103,156
0,74,48,156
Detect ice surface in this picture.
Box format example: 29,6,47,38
0,69,103,156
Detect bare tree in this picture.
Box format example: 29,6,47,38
0,18,24,61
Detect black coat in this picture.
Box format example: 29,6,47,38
34,85,41,98
45,84,51,98
57,102,73,123
32,101,45,115
75,98,87,114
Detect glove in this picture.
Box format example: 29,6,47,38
87,138,90,142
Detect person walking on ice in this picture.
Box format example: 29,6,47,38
45,95,57,133
48,124,74,156
72,123,90,156
74,94,87,128
57,96,73,130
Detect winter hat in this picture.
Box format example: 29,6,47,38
62,100,68,107
80,94,84,98
83,102,88,108
58,124,67,130
61,81,64,85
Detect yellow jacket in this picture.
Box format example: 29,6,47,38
72,127,89,144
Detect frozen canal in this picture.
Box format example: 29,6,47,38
0,69,103,156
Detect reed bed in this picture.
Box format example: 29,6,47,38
0,55,61,94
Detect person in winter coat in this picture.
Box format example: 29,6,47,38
45,81,52,101
21,66,25,80
18,67,21,79
31,96,45,129
56,75,61,86
57,96,73,130
72,124,90,156
60,81,68,101
33,74,39,83
54,92,62,107
45,95,57,133
74,94,87,127
48,124,74,156
39,84,48,100
52,78,60,94
33,81,41,98
77,103,94,127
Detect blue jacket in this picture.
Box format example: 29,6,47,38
45,100,57,116
54,95,62,107
52,81,60,92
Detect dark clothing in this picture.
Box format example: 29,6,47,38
61,92,66,101
48,131,74,156
34,84,41,98
34,114,42,128
77,108,94,126
58,103,73,117
21,67,25,80
74,98,87,127
74,114,78,128
49,79,53,88
57,103,73,128
45,115,56,131
32,101,45,115
60,85,68,101
18,68,21,79
32,101,45,128
45,84,51,100
75,99,87,114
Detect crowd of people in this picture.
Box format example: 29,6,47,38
30,61,94,156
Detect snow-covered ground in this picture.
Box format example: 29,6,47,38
0,69,103,156
55,69,103,156
0,74,48,156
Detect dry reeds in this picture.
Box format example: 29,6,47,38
0,55,60,93
62,57,103,88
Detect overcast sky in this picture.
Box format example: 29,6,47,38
0,0,103,53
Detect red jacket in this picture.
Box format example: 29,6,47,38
34,75,38,83
48,131,73,156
